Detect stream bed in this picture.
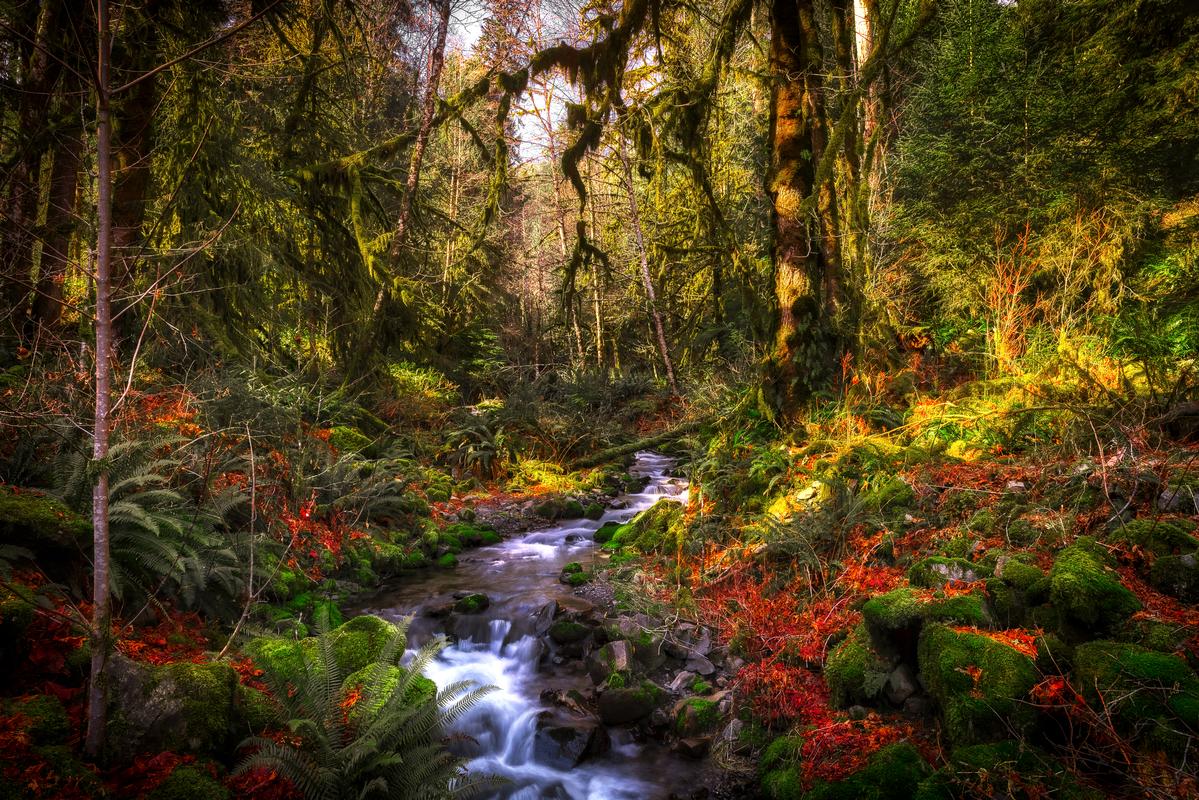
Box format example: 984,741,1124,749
351,452,701,799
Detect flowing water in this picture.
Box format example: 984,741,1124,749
351,452,695,799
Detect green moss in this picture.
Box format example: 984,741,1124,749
908,557,983,588
825,624,891,707
563,571,591,586
1126,619,1190,653
561,499,585,519
562,562,583,574
330,615,403,675
10,695,69,745
548,620,590,645
606,670,628,689
236,684,279,733
762,766,803,800
618,499,686,554
584,503,605,520
676,697,720,735
918,623,1037,745
691,678,713,694
342,664,436,720
328,425,371,454
863,588,924,633
998,558,1045,590
436,552,458,568
803,742,931,800
594,521,621,544
1111,519,1198,555
26,745,102,797
965,509,995,535
861,477,916,515
0,486,90,552
1049,538,1141,635
916,741,1100,800
454,593,490,613
1073,641,1199,756
148,766,230,800
0,583,36,640
443,522,501,547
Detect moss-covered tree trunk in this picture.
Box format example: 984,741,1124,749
762,0,832,418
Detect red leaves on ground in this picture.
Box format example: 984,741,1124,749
115,612,209,666
224,767,302,800
738,661,829,728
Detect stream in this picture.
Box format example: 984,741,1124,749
351,452,698,799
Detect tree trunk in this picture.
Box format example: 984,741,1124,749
617,138,679,395
1,0,62,325
762,0,830,417
28,117,83,338
85,0,114,760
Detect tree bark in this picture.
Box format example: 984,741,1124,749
85,0,114,760
763,0,830,417
618,138,679,395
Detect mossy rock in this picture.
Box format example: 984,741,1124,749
617,499,685,554
443,522,501,548
863,588,991,635
0,584,36,657
454,593,490,613
328,425,371,455
691,677,713,694
1149,552,1199,602
597,681,665,725
106,656,239,760
1072,641,1199,758
330,615,404,675
342,664,436,721
561,499,586,519
801,742,932,800
584,503,605,520
549,620,591,645
1124,619,1191,654
562,562,583,574
0,486,91,554
676,697,721,736
594,521,621,544
825,624,892,707
1049,538,1140,636
908,557,984,589
861,477,916,515
1110,519,1198,556
148,765,230,800
436,552,458,568
760,735,804,800
7,694,69,745
917,623,1037,745
235,684,280,733
562,571,591,587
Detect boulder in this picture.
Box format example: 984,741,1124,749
106,655,238,761
674,737,711,759
588,639,633,684
885,663,919,706
598,682,665,725
684,654,717,677
1049,538,1141,636
533,716,610,768
675,697,720,736
453,593,490,613
668,670,697,693
1150,552,1199,602
531,601,558,636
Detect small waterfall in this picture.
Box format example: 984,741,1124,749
367,452,691,799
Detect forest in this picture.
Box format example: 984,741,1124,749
0,0,1197,797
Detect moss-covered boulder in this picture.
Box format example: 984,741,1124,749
0,486,91,554
594,521,621,544
861,477,917,516
804,743,931,800
863,588,992,636
597,681,665,725
549,620,591,645
443,522,501,548
1072,641,1199,758
918,624,1037,745
760,735,804,800
341,664,436,721
453,593,490,613
908,557,984,588
611,499,685,554
825,625,893,707
329,615,404,675
1110,519,1198,556
1049,538,1140,636
328,425,371,455
106,656,239,761
147,765,231,800
675,697,720,736
235,684,279,733
584,503,605,520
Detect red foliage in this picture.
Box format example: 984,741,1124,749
738,661,830,728
225,767,302,800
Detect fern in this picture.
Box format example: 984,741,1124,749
237,612,498,800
